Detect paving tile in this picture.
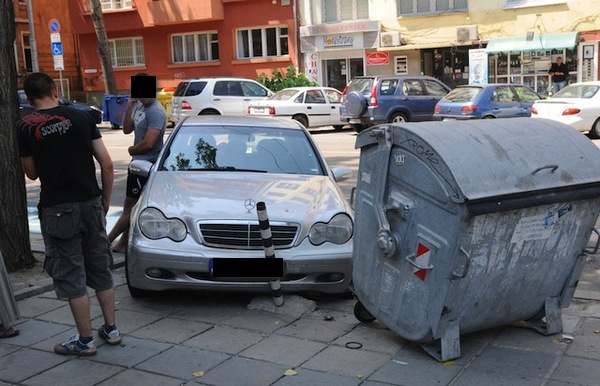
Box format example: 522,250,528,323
197,356,288,386
564,299,600,318
90,335,173,367
307,307,362,325
451,369,544,386
0,344,20,358
99,308,163,335
550,355,600,386
221,309,296,334
172,301,244,324
16,296,68,318
184,326,265,355
96,368,183,386
22,356,124,386
134,345,230,381
492,325,566,354
240,334,327,367
332,323,406,354
2,319,70,349
368,353,463,386
566,317,600,359
466,345,558,378
0,348,67,384
36,302,103,325
301,345,391,378
129,317,212,344
271,368,361,386
276,317,355,343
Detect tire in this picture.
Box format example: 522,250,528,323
388,112,408,124
482,115,496,119
293,114,309,128
354,301,376,323
351,124,366,133
344,91,368,118
589,118,600,139
333,125,345,131
199,109,220,115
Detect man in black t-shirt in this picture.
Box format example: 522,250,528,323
548,56,569,95
17,72,121,356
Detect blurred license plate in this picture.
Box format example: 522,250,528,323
252,107,265,114
443,118,456,121
349,119,361,124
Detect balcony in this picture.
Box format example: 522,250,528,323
147,0,224,25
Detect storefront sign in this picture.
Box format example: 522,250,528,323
366,52,389,65
323,35,354,49
304,52,319,83
469,49,488,85
300,20,379,37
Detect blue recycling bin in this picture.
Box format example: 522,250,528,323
102,95,129,129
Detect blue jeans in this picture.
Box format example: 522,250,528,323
553,81,567,95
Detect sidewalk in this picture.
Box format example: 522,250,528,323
1,233,599,385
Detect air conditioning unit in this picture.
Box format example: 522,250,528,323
380,32,401,48
456,25,478,42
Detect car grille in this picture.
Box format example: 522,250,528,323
199,222,298,249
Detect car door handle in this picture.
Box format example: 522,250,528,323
331,106,336,109
244,98,251,101
213,98,221,101
307,106,312,110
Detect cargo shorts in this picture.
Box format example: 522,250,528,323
40,197,114,300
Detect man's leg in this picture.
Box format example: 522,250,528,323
68,295,93,337
96,288,116,327
108,195,138,252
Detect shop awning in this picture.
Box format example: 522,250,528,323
485,32,579,53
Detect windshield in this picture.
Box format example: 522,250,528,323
348,78,374,95
553,84,600,99
161,125,325,175
268,89,299,101
440,87,481,103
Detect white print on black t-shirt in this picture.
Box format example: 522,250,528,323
41,119,72,136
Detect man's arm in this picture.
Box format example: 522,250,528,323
92,138,114,213
21,156,38,180
122,98,137,135
128,128,161,156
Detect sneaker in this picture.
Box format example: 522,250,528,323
54,335,96,356
98,325,121,345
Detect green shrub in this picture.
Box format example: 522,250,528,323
257,66,318,92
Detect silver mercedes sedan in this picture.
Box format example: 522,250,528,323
125,115,353,297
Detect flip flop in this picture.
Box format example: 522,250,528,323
0,325,20,339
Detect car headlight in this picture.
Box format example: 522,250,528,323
308,213,353,245
138,207,187,242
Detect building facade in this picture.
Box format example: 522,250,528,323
67,0,298,102
299,0,600,96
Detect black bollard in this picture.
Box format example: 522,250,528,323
257,201,284,306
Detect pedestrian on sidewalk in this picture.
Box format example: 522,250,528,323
16,72,121,356
107,73,166,253
548,56,569,95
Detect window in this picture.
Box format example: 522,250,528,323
172,32,219,64
305,90,326,103
237,26,288,59
423,80,448,96
397,0,467,15
21,33,32,72
513,86,540,102
109,38,144,67
403,80,425,96
320,0,368,22
395,56,408,75
101,0,132,11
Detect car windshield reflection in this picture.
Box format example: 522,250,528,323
162,125,324,175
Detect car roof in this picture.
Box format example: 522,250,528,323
179,115,305,130
350,75,439,80
179,77,258,82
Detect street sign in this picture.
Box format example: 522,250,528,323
48,19,60,34
51,42,63,56
50,33,61,43
53,55,64,71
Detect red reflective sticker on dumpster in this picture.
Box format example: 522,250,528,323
413,243,430,281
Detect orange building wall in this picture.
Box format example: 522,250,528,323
14,0,81,98
71,0,297,93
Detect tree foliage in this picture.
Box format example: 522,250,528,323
257,66,318,92
0,0,35,271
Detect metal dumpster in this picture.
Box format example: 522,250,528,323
352,118,600,361
102,95,130,129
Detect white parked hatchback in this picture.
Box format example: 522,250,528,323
170,77,272,123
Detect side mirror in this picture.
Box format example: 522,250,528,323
331,167,352,182
129,159,153,178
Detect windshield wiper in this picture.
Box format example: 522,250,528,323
188,167,268,173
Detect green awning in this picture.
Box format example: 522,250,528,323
485,32,579,53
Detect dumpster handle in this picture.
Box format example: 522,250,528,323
451,247,471,279
532,165,558,175
405,253,433,270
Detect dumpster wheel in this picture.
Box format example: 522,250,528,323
354,301,376,323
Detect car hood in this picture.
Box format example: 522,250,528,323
143,171,350,224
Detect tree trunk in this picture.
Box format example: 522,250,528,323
89,0,117,95
0,0,35,271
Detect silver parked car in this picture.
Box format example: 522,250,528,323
126,115,354,297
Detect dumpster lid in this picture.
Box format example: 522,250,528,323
356,118,600,203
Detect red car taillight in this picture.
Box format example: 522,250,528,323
340,85,349,102
461,105,477,114
370,83,378,106
269,106,276,115
181,100,192,110
531,107,538,115
562,108,581,115
434,105,441,113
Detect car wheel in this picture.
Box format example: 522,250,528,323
333,125,345,131
293,114,309,128
351,124,366,133
482,115,496,119
589,118,600,139
344,91,367,118
353,301,376,323
199,109,220,115
388,112,408,124
125,252,156,298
